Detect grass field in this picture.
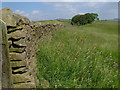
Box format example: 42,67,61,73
37,20,118,88
33,20,60,24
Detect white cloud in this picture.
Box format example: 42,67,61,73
32,10,40,14
47,3,78,14
14,10,30,17
14,9,45,21
12,2,118,21
15,10,25,14
29,10,47,21
78,13,85,15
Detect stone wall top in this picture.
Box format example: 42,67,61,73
0,8,30,26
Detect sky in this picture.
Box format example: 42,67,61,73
1,2,118,21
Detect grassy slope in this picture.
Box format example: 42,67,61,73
33,20,60,24
37,21,118,88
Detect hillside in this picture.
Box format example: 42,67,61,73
37,20,118,88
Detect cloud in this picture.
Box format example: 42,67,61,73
14,10,43,20
46,3,78,15
32,10,40,14
14,10,29,17
15,10,25,14
14,10,48,21
44,2,118,20
13,2,118,21
78,13,85,15
30,11,43,20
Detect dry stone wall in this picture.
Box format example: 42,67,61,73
1,8,64,88
0,20,13,89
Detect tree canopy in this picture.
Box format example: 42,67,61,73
71,13,99,25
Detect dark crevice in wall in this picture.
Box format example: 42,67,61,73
7,29,22,34
7,27,23,34
12,71,27,74
11,60,22,62
13,81,31,84
12,44,26,48
12,66,26,70
27,81,31,83
8,37,25,41
13,82,25,84
10,49,25,53
7,26,16,28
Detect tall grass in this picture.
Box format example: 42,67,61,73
37,21,118,88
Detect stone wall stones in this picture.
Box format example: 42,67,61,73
0,20,13,88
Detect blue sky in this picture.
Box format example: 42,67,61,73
2,2,118,21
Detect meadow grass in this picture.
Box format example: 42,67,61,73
37,21,118,88
33,20,60,24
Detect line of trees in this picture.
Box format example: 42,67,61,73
71,13,99,25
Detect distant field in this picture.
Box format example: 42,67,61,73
37,21,118,88
33,19,71,24
33,20,60,24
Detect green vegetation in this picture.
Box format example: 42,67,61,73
37,21,118,88
71,13,99,25
33,20,60,24
56,19,71,23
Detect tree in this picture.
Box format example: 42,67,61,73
71,15,81,25
71,13,99,26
